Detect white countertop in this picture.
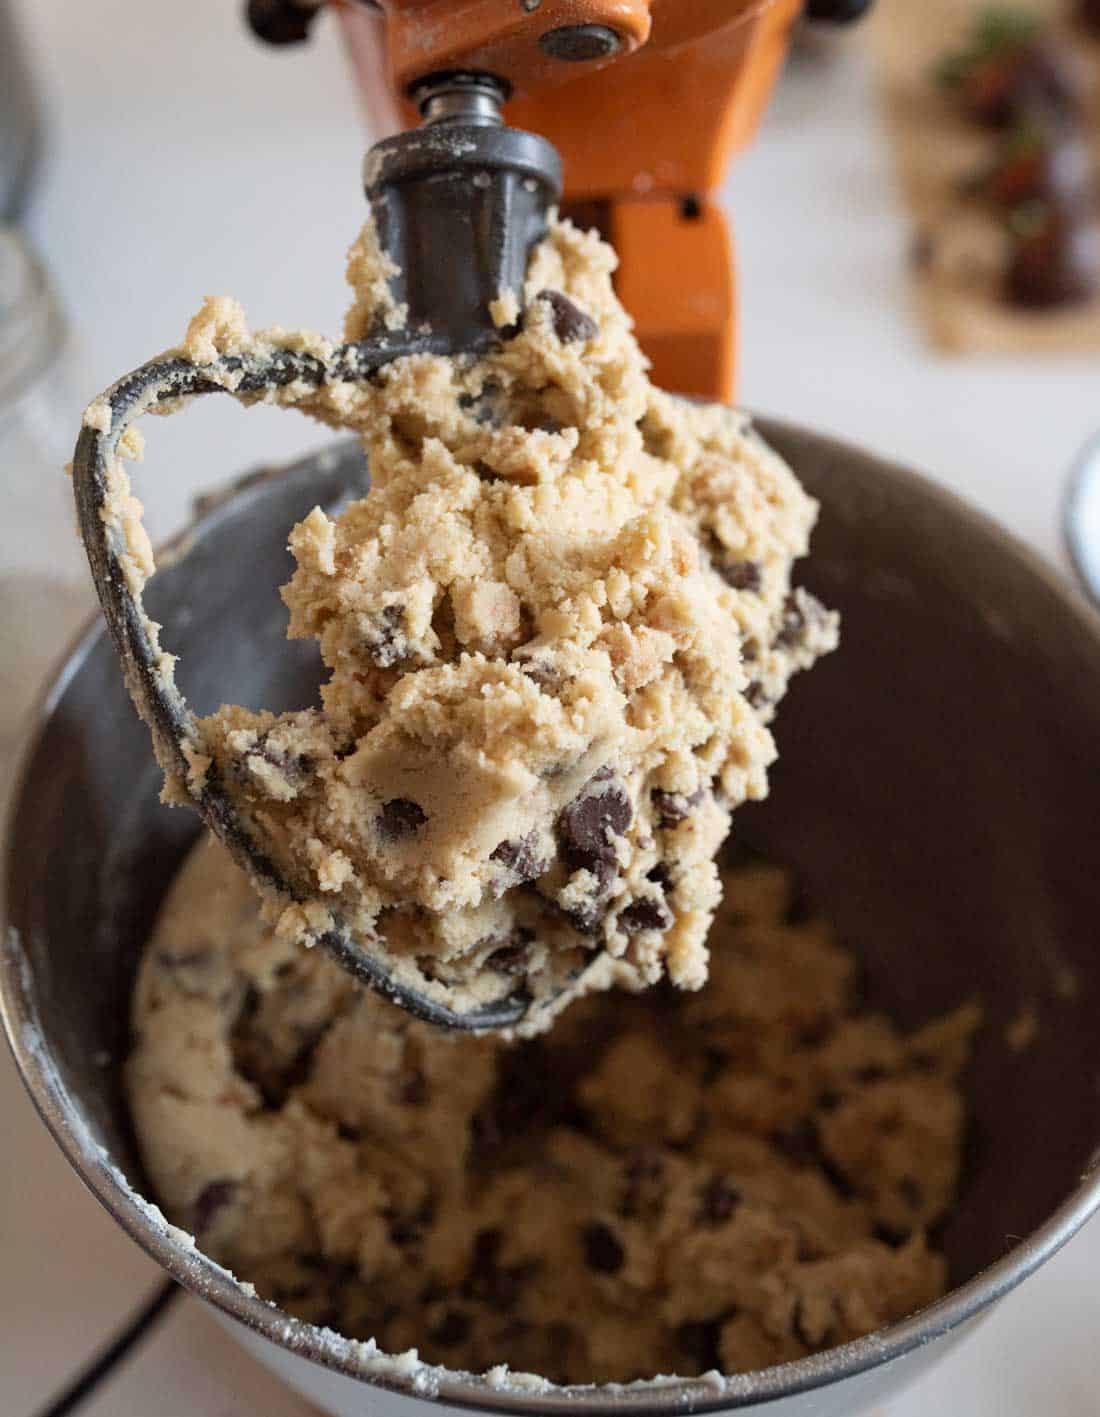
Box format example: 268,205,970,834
3,2,1099,1414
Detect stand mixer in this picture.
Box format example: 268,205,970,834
70,0,872,1031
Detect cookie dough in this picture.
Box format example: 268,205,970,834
128,837,976,1385
170,218,836,1023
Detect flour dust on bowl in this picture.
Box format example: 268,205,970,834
4,423,1100,1417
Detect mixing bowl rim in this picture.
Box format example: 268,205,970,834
4,422,1100,1413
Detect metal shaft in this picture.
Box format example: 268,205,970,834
415,73,507,127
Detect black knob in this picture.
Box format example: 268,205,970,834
804,0,876,24
246,0,319,46
539,24,622,61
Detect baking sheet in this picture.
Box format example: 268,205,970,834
865,0,1100,353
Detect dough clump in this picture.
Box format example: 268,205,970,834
189,219,837,1024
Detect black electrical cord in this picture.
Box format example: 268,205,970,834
30,1279,183,1417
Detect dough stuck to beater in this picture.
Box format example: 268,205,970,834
176,218,837,1026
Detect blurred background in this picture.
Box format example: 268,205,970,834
1,2,1098,1414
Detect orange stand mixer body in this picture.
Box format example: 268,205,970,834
337,0,804,401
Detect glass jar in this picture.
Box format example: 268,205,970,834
0,227,91,811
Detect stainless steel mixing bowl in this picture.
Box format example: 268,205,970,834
4,422,1100,1417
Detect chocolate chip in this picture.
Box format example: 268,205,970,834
650,786,704,828
559,776,632,869
487,938,532,975
561,857,617,934
388,1198,434,1250
230,984,338,1109
618,895,673,934
459,379,505,426
491,833,545,883
543,1320,575,1376
676,1321,724,1373
233,735,310,793
776,590,829,650
467,1228,503,1283
259,744,309,780
364,604,405,669
1080,0,1100,36
619,1151,664,1218
485,1263,535,1312
377,798,427,842
702,1046,728,1085
401,1072,430,1106
625,1152,664,1185
428,1310,472,1347
745,681,770,710
897,1176,925,1210
535,289,599,343
234,982,261,1029
719,559,763,592
819,1153,858,1202
581,1221,624,1274
771,1120,821,1169
389,1217,425,1248
699,1174,742,1226
855,1063,888,1084
463,1228,533,1310
786,883,815,928
193,1179,239,1234
518,657,560,690
647,863,673,893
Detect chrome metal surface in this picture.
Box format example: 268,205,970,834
1064,431,1100,609
417,75,506,127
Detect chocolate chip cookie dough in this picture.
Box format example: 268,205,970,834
128,838,977,1385
157,217,836,1024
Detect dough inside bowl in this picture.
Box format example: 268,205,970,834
127,836,977,1385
